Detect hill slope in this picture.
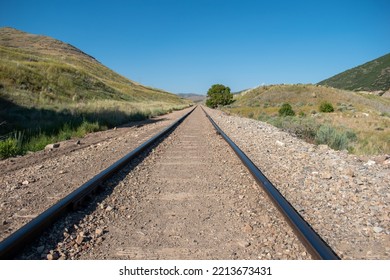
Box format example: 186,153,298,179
0,27,190,135
224,84,390,155
0,27,187,105
318,53,390,92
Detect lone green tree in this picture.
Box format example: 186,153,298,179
205,84,233,108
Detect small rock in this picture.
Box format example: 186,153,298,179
346,169,355,177
95,228,103,237
373,227,383,233
374,155,390,165
47,252,59,260
320,172,332,179
238,195,245,200
75,140,81,145
242,224,253,233
22,180,29,185
59,170,67,174
275,140,285,147
76,235,84,245
318,144,328,151
364,160,376,166
45,143,60,150
237,240,251,248
105,206,113,212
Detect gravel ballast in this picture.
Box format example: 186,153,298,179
205,107,389,260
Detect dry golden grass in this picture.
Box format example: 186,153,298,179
225,84,390,155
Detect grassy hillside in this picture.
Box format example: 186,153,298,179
318,53,390,92
223,84,390,155
0,27,189,108
0,27,191,158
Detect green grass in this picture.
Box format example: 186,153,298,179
0,101,191,159
0,138,19,159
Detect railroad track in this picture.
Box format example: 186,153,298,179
0,105,339,260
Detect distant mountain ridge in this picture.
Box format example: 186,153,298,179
177,93,205,102
318,53,390,92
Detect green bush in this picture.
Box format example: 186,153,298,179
0,138,18,159
278,103,295,116
268,116,319,141
319,101,334,113
315,125,356,150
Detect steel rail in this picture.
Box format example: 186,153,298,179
202,106,340,260
0,106,196,259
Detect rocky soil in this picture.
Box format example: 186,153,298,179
205,107,389,260
0,107,194,242
17,106,310,260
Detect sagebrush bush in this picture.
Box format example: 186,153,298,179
315,125,356,150
319,101,334,113
278,103,295,116
267,116,319,141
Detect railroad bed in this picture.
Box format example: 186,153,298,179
1,106,313,260
73,105,311,260
0,107,194,244
2,105,387,260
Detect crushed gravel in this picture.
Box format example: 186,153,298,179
205,107,389,260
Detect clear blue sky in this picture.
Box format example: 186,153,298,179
1,0,389,94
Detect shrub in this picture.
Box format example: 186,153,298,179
319,101,334,113
315,125,356,151
278,103,295,116
0,138,18,159
78,120,100,134
270,116,319,141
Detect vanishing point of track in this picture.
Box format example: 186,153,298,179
0,106,339,260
